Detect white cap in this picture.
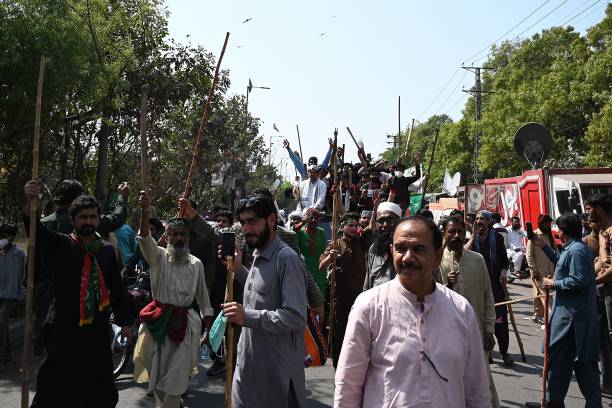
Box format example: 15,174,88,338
377,201,402,218
289,210,303,219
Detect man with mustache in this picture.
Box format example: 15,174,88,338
335,216,490,407
23,180,131,408
363,199,402,290
319,212,373,368
526,214,556,325
223,194,307,407
133,190,214,408
438,217,499,408
467,210,513,366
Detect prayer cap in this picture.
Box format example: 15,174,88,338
377,202,402,218
476,210,492,220
167,217,190,228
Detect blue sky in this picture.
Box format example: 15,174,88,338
165,0,608,178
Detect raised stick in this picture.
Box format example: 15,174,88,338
22,56,46,408
503,282,527,362
179,32,230,213
139,85,150,190
328,129,340,349
399,118,416,163
541,288,550,407
225,255,234,408
296,124,304,176
418,128,439,211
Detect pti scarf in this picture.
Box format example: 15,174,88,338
70,234,110,327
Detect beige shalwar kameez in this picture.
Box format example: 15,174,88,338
133,234,213,408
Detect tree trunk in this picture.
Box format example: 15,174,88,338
60,130,70,180
94,109,110,203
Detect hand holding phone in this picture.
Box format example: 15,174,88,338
221,232,236,258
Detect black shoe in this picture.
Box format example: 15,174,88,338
525,402,542,407
502,354,514,367
206,357,226,376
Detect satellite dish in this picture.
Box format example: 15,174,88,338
514,122,553,169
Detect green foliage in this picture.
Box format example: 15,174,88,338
382,5,612,190
0,0,266,221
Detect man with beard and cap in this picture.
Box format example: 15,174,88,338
319,212,374,368
363,199,402,290
506,216,526,276
526,214,556,325
335,216,490,407
222,193,307,408
438,217,499,408
585,192,612,396
0,223,25,370
467,209,513,366
296,165,327,211
133,190,214,408
288,210,303,229
23,180,131,408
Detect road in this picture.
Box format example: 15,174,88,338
1,280,610,407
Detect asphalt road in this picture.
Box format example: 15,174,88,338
1,280,610,407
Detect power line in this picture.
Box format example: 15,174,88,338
463,0,552,64
432,69,468,116
417,67,461,120
509,0,570,42
561,0,604,25
445,93,468,115
573,3,608,28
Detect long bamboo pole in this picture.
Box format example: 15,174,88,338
399,118,416,163
328,129,340,349
418,128,439,211
225,256,234,408
541,288,550,407
22,56,46,408
139,85,150,190
397,96,401,149
296,124,304,168
503,282,527,362
179,32,230,214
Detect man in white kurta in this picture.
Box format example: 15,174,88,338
335,216,490,408
133,192,213,408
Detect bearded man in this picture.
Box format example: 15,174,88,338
23,180,131,408
295,208,328,294
223,193,307,407
133,190,214,408
319,213,373,368
363,200,402,290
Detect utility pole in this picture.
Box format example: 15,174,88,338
462,65,494,183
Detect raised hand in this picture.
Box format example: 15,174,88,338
283,139,290,149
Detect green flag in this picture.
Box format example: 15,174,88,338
409,194,423,215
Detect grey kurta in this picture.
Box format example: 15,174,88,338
233,234,307,408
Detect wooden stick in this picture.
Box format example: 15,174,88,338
225,255,234,408
542,289,550,407
399,118,416,163
418,128,439,211
397,96,401,149
22,56,46,408
345,127,368,167
494,293,553,307
296,124,304,175
179,32,230,214
139,85,150,190
328,129,340,349
503,282,527,363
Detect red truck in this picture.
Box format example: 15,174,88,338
463,167,612,230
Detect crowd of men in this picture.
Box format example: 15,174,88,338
0,140,610,407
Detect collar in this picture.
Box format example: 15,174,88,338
253,234,281,261
393,276,438,305
562,239,578,250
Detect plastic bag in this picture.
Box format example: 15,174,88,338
209,311,227,354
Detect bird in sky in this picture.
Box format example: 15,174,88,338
242,18,253,23
236,45,245,48
319,32,326,36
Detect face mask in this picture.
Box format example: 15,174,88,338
0,239,9,249
395,171,404,178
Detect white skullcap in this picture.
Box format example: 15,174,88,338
289,210,303,219
377,201,402,218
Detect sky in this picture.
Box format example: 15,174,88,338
165,0,608,179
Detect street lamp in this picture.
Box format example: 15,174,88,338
246,78,270,113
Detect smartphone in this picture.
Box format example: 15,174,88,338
526,222,534,241
221,232,236,258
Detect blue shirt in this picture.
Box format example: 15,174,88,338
0,245,26,299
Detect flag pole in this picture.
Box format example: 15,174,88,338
22,56,46,408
